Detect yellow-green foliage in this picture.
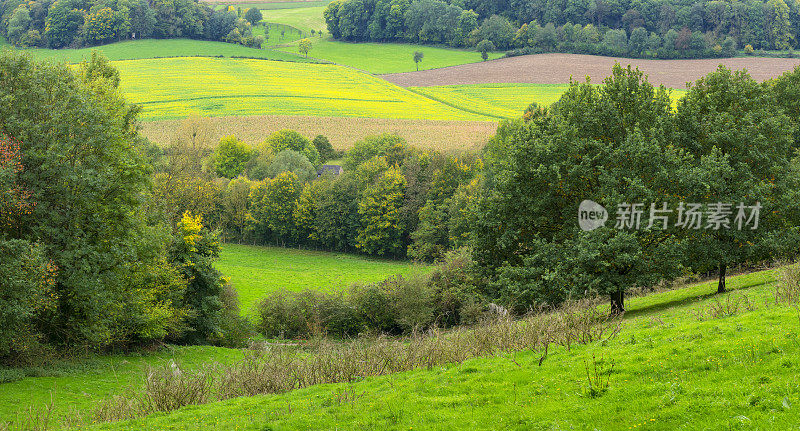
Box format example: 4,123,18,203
113,57,492,121
356,166,407,256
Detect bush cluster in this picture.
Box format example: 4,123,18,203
257,248,485,338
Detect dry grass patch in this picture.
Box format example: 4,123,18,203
140,115,498,152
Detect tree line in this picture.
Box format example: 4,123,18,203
325,0,800,58
153,122,481,262
0,52,251,366
0,0,266,49
474,63,800,313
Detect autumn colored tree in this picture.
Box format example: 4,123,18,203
168,212,226,344
0,51,187,350
356,167,407,255
0,135,34,236
298,38,312,57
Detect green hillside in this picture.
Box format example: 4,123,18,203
74,268,800,430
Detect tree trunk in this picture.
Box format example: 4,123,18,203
610,290,625,315
717,263,727,294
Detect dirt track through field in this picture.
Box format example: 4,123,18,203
140,115,498,152
381,53,800,88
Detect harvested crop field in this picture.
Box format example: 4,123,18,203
140,115,498,152
382,53,800,88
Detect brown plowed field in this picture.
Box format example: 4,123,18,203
140,115,498,152
381,53,800,88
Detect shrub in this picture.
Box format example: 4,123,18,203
428,247,485,326
142,362,215,412
0,368,25,383
215,283,256,348
93,299,624,423
776,263,800,304
349,282,395,333
0,239,56,365
257,249,486,339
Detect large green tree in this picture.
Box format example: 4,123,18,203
673,66,800,292
0,51,184,349
211,135,253,179
474,65,686,313
356,166,407,255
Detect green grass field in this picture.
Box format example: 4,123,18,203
60,267,800,430
214,1,330,10
261,5,328,34
2,268,792,429
252,23,305,46
113,57,493,121
280,39,504,73
260,5,503,73
216,244,430,313
2,39,309,64
0,346,244,424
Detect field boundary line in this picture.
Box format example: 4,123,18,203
405,87,510,121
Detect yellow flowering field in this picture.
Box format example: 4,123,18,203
114,57,492,121
409,83,570,119
410,83,687,119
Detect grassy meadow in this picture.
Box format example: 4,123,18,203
254,23,306,46
1,39,310,64
280,39,504,73
4,268,794,429
213,1,331,10
216,244,430,314
261,5,328,34
113,57,493,121
91,269,796,430
0,346,244,423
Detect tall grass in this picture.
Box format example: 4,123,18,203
2,298,622,429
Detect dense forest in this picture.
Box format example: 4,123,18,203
325,0,800,58
0,0,265,48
